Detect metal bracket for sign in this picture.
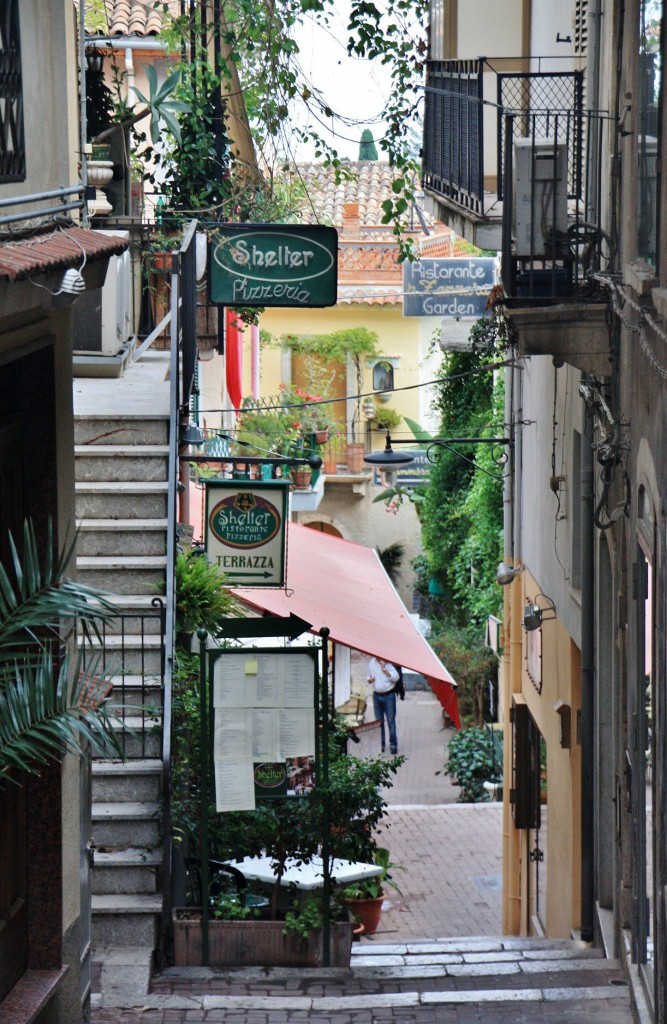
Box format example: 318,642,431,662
197,623,334,966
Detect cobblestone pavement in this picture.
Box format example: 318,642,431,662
91,692,634,1023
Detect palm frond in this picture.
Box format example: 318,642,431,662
0,521,117,663
0,649,126,779
0,518,128,778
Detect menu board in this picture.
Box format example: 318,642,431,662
211,650,316,811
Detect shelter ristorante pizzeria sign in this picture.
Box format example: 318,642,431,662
209,224,338,308
205,481,289,587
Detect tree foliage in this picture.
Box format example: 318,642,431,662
147,0,426,248
420,345,504,630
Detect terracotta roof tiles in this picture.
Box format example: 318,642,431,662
84,1,179,38
0,226,128,283
294,161,420,231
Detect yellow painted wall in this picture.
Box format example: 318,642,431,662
503,570,581,938
199,303,426,432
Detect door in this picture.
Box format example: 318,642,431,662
0,420,28,1000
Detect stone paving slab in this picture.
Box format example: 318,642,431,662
90,693,634,1023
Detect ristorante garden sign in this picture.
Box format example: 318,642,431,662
209,224,338,308
205,481,289,587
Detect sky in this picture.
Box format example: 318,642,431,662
292,2,393,161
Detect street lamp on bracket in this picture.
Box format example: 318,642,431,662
364,431,513,486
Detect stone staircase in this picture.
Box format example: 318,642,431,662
92,936,636,1021
74,383,171,970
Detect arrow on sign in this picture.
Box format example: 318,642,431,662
217,614,313,639
230,571,274,579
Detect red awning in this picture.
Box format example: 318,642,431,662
232,523,460,728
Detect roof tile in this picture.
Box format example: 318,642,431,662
0,226,128,283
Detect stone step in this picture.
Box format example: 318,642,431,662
75,481,168,519
77,518,168,557
75,445,170,483
104,674,163,711
106,717,162,760
80,631,164,674
75,417,169,447
92,801,161,849
92,847,162,895
92,759,162,803
92,893,162,948
76,555,167,594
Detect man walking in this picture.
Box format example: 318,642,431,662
367,656,400,754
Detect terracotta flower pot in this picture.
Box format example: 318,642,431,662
291,468,312,489
343,894,384,935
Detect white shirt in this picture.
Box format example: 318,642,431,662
367,657,399,694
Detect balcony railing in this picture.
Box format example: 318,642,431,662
193,420,372,480
423,57,611,301
500,109,610,302
423,58,584,219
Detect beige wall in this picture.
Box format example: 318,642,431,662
502,569,582,937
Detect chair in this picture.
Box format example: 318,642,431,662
184,856,271,913
184,856,248,907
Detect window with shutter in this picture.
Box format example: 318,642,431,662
0,1,26,182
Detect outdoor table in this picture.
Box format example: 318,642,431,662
228,855,383,891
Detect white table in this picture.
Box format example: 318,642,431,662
229,855,383,891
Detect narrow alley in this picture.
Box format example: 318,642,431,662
91,690,636,1023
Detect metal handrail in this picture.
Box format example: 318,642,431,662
161,219,198,953
0,185,85,227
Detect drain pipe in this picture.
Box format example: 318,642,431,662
580,382,596,943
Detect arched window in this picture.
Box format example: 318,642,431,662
373,361,394,392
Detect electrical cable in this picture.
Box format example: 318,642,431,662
197,360,517,417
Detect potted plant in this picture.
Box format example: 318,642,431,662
170,646,402,967
341,847,402,935
372,405,403,432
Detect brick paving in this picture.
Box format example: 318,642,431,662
91,692,634,1023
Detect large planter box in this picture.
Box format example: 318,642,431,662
172,911,353,968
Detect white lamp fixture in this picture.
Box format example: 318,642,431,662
57,268,86,295
363,432,415,488
496,561,523,586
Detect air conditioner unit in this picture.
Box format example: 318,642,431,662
513,139,568,258
72,230,132,356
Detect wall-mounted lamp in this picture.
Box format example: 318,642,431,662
57,268,86,295
181,423,205,447
85,47,105,74
363,432,416,487
364,431,512,484
554,700,571,748
496,561,523,586
523,594,557,631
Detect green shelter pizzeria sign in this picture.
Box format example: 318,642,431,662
209,224,338,308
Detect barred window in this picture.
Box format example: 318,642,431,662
0,1,25,182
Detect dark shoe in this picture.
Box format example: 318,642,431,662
390,746,398,755
381,746,386,753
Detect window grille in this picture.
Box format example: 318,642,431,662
0,1,25,182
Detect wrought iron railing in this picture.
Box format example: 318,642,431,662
423,57,612,301
79,601,166,759
500,109,610,302
423,58,585,218
192,421,372,478
423,59,484,215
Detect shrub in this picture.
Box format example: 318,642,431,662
442,726,503,803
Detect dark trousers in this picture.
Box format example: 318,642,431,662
373,690,397,752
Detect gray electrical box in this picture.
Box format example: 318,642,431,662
514,138,568,257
